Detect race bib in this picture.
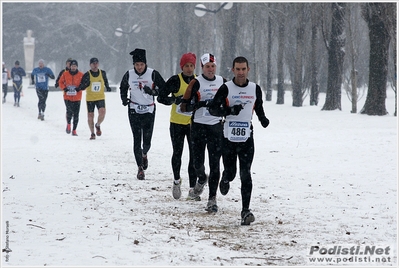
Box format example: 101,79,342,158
130,103,151,114
66,86,77,96
2,73,7,84
37,73,46,83
14,74,21,81
91,82,101,92
224,120,250,142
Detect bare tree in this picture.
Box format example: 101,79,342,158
276,4,286,105
220,4,239,79
266,15,273,101
360,3,392,115
310,3,321,106
345,3,361,113
291,4,309,107
322,3,346,111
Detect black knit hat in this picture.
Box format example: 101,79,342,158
70,60,78,66
15,60,20,65
130,48,146,64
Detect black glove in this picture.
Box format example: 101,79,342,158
122,97,129,106
106,87,112,92
54,83,59,88
229,104,243,115
143,85,155,95
185,103,195,112
63,88,69,93
174,96,183,105
31,80,35,85
197,100,210,108
260,117,270,128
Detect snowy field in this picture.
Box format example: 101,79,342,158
1,78,397,267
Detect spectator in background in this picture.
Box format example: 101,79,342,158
31,59,55,120
59,60,84,136
77,57,112,140
120,48,166,180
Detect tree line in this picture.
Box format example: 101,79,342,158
2,2,396,115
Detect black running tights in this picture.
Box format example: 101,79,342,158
169,122,197,188
221,135,255,211
36,88,48,114
64,100,81,130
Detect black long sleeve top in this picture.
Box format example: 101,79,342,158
157,73,196,106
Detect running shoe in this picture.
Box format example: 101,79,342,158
66,124,71,134
219,179,230,195
187,188,201,201
95,123,102,136
172,178,182,199
193,176,208,196
205,196,218,213
241,209,255,226
137,166,145,180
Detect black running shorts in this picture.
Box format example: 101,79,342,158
86,100,105,113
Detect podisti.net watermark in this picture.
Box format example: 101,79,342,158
307,245,394,264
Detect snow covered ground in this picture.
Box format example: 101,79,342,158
1,78,397,267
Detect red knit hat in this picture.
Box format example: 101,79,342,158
180,53,196,69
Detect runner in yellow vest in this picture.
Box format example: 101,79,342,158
77,57,112,140
157,52,199,200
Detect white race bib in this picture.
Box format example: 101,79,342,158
14,74,21,82
66,86,77,96
2,73,7,84
91,82,101,92
37,73,46,83
224,120,250,142
130,103,152,114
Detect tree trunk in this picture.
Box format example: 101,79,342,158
322,3,346,111
292,5,305,107
348,5,358,113
310,8,319,106
351,70,358,113
360,3,390,115
221,4,238,80
385,3,396,116
266,16,272,101
276,12,285,105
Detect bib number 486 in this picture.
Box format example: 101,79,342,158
231,127,246,137
224,120,250,142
